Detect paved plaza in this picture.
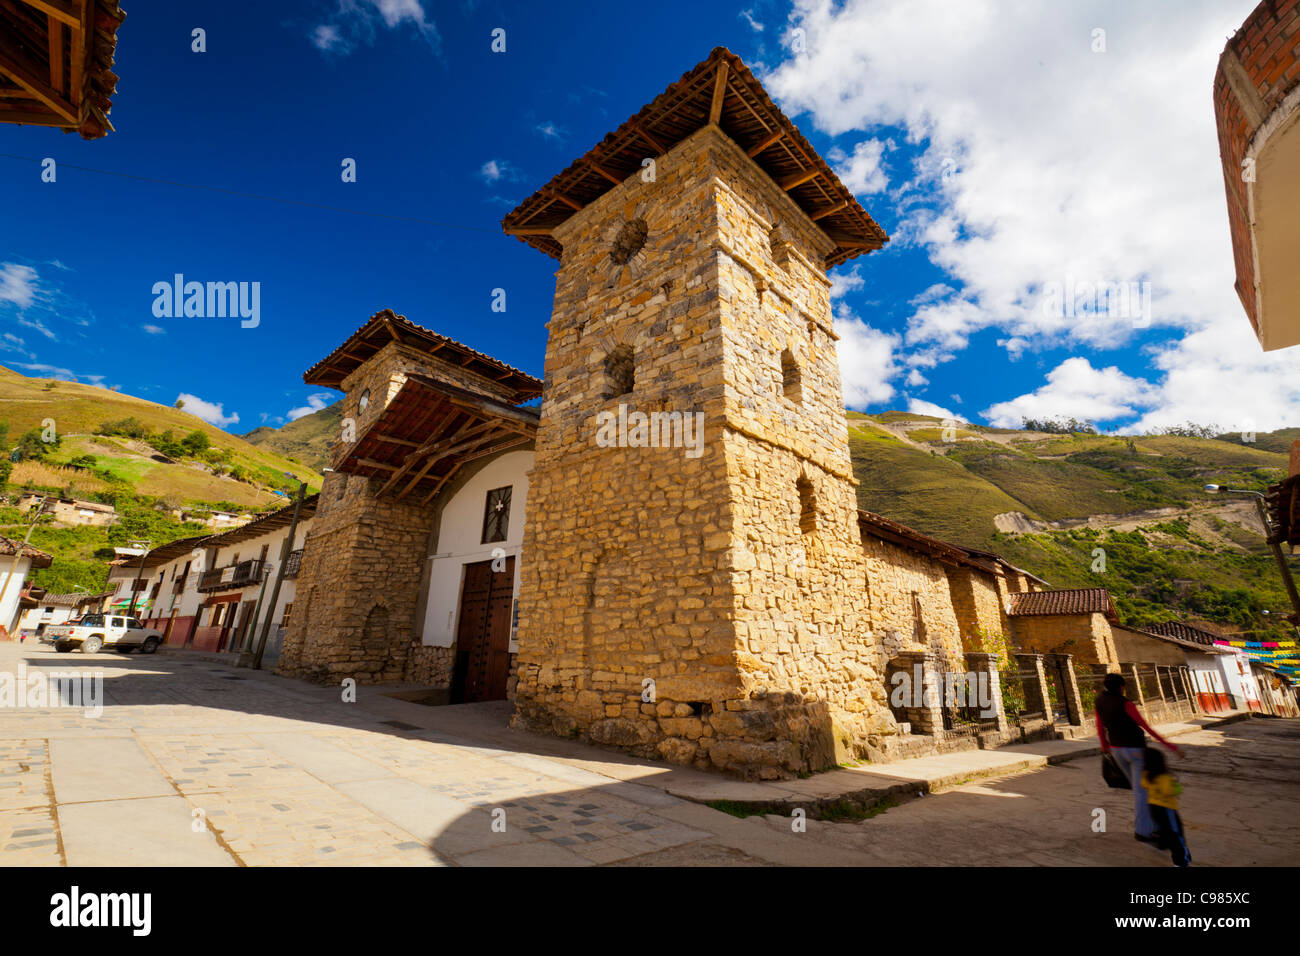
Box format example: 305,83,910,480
1,642,1296,867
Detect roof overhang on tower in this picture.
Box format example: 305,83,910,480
0,1,126,140
502,47,889,269
334,374,539,504
303,309,543,403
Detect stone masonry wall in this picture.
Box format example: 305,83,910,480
511,125,899,778
861,536,964,668
279,340,522,685
946,566,1011,656
1008,612,1118,668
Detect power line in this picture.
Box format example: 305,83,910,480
0,151,501,234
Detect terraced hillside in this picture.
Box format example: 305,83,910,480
847,412,1294,636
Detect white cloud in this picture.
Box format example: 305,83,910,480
981,357,1157,429
836,307,902,408
0,263,37,309
287,392,335,422
905,369,928,387
908,398,960,421
764,0,1288,429
310,0,439,56
740,9,765,32
176,393,239,428
142,324,165,335
311,24,344,51
827,138,889,196
535,121,564,140
830,264,866,299
479,159,521,183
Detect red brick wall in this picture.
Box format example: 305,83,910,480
1213,0,1300,335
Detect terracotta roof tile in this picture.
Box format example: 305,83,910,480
1007,587,1118,621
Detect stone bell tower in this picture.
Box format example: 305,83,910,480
504,49,894,778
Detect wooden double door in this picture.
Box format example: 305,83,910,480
452,557,515,703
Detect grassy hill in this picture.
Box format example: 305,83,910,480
0,364,322,506
0,365,325,596
847,412,1295,639
242,401,340,473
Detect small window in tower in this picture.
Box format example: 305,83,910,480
482,486,512,544
610,217,648,265
605,345,635,398
797,476,817,534
781,349,802,403
358,388,371,413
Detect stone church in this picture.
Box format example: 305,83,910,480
279,49,1113,778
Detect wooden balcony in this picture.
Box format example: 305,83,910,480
197,559,263,593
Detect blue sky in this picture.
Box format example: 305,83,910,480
2,0,1294,434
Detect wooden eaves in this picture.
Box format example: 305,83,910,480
0,0,126,139
501,47,889,269
335,374,539,505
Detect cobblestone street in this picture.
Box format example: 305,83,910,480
1,642,1296,867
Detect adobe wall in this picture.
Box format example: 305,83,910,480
945,566,1010,656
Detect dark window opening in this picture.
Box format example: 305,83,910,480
781,349,802,402
482,485,513,544
797,476,817,534
605,345,635,398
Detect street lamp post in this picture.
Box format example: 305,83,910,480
1205,484,1300,622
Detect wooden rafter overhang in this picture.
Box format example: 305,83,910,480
856,509,971,569
501,47,889,269
302,308,543,403
0,0,126,140
335,374,539,503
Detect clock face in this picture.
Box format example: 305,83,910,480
358,388,370,413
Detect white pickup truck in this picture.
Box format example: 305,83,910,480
42,613,164,655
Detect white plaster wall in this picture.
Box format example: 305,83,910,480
421,451,531,649
0,556,33,634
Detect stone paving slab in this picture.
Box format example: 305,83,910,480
58,795,237,867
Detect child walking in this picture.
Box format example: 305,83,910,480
1141,747,1190,867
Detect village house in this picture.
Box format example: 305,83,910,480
17,492,116,528
0,536,53,639
15,588,111,637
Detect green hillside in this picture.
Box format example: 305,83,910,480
0,365,324,596
242,401,340,473
848,412,1296,641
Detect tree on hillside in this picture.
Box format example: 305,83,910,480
13,427,58,461
181,430,210,456
174,398,186,410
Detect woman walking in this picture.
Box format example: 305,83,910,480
1095,673,1182,845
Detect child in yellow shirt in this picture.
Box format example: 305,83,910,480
1141,747,1190,867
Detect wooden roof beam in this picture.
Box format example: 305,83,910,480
708,60,729,126
0,40,76,123
589,161,623,186
811,201,849,222
747,129,784,157
543,187,584,213
47,18,63,95
630,119,666,154
779,168,821,191
17,0,78,28
503,226,554,237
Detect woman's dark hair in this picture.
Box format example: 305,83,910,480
1103,673,1127,694
1144,747,1167,776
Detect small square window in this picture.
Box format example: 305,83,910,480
482,486,512,544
